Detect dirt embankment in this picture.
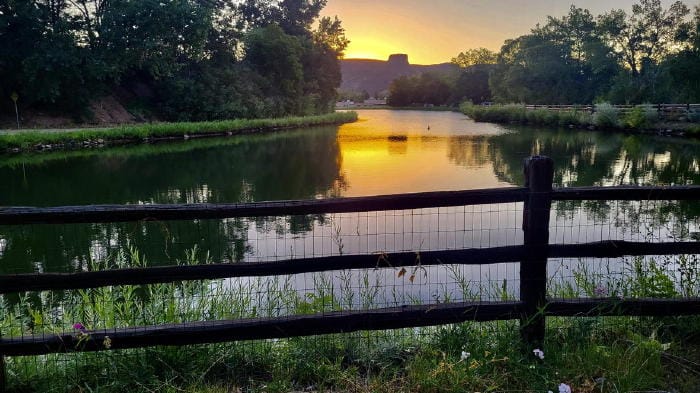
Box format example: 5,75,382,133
1,85,153,130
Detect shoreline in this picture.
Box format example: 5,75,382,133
461,104,700,138
0,112,358,154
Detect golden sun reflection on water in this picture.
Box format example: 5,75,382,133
334,110,512,197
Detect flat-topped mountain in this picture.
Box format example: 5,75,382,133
340,54,458,95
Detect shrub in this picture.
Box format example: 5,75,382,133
622,106,658,129
593,103,620,128
688,110,700,123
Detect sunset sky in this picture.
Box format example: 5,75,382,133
321,0,700,65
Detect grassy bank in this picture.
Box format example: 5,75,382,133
0,112,358,153
461,102,700,135
2,248,699,392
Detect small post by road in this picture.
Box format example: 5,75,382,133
10,92,19,130
520,156,554,348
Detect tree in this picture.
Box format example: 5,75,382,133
244,24,305,115
451,65,494,104
488,6,619,104
387,73,451,106
451,48,497,68
313,16,350,57
666,6,700,101
598,0,690,76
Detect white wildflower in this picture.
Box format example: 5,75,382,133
533,348,544,360
460,351,470,361
559,383,572,393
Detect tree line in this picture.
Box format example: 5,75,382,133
388,0,700,106
0,0,348,122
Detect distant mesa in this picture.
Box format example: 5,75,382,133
387,54,410,66
340,54,457,96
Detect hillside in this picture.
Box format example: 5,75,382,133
340,54,458,95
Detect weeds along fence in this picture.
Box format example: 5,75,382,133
523,103,700,119
1,156,700,389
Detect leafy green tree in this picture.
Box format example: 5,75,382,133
597,0,690,76
314,16,350,56
387,73,451,106
451,48,497,68
666,6,700,102
451,65,494,104
244,24,305,116
489,6,619,104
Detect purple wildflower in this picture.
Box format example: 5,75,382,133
594,286,607,297
73,322,86,331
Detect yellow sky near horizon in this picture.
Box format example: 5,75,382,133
321,0,699,65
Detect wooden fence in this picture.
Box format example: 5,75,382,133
1,156,700,390
523,103,700,119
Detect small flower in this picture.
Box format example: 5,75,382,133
533,348,544,360
559,383,572,393
103,336,112,349
548,391,554,393
594,286,607,297
72,322,86,332
460,351,470,361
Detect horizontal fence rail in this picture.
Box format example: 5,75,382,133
1,156,700,391
1,298,699,357
524,103,700,112
0,188,527,225
3,240,700,294
0,302,525,356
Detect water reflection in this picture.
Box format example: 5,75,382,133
1,110,699,297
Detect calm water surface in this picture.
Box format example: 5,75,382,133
2,110,699,303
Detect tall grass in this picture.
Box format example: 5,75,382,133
461,102,669,132
0,112,359,152
2,246,698,392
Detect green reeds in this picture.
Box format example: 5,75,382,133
2,246,698,392
0,112,359,152
461,102,670,132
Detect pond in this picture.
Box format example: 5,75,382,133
1,109,699,305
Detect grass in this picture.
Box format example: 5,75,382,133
460,102,697,134
0,112,358,153
2,245,699,392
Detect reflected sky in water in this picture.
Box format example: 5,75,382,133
1,110,699,303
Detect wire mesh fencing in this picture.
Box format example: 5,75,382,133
1,174,700,391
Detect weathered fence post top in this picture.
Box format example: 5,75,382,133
523,156,554,192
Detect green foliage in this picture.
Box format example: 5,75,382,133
0,112,358,152
627,257,678,298
387,73,452,107
451,47,498,68
622,106,659,129
461,103,592,127
593,103,620,128
450,65,494,104
2,245,700,392
0,0,345,121
485,1,698,106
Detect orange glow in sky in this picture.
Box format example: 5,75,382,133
321,0,695,65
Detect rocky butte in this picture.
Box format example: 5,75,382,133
340,54,458,96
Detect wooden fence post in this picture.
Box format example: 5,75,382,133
521,156,554,348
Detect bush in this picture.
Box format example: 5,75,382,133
622,105,658,129
593,103,620,128
688,110,700,123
